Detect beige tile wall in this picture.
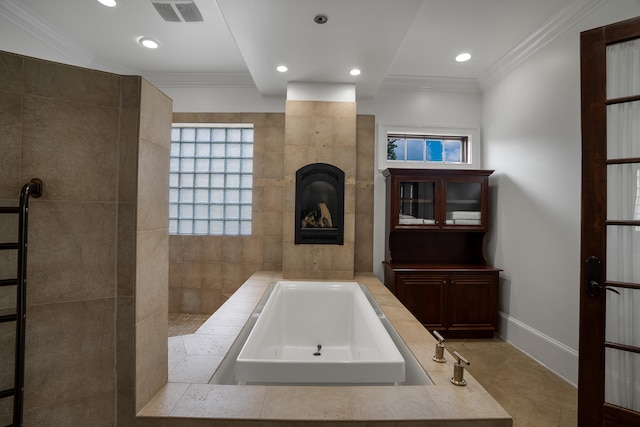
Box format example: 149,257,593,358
0,51,121,426
133,79,173,414
0,51,172,426
168,111,374,314
168,113,285,314
282,100,357,280
355,114,375,273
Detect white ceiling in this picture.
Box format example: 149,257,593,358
1,0,594,97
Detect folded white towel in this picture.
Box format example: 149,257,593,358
451,211,481,220
452,219,481,225
399,218,425,224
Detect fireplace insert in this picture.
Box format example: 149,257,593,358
295,163,344,245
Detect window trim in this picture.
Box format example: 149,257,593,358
377,123,481,171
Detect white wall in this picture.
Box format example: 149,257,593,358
358,89,483,279
482,0,640,385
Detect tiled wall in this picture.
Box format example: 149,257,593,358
0,51,121,425
168,112,374,314
0,51,172,425
283,100,357,279
132,80,173,414
354,114,375,272
168,113,286,314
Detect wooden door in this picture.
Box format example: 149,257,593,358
579,16,640,426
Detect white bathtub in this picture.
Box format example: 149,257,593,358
235,281,406,384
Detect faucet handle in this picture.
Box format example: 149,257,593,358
450,351,470,386
452,351,470,366
432,331,446,363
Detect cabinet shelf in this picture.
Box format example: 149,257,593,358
400,198,434,203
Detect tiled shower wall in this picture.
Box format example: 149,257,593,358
131,79,173,415
168,112,374,314
0,51,172,425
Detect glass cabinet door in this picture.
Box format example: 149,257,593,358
398,180,436,225
444,181,482,226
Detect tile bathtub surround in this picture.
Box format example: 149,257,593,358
139,271,512,426
169,304,577,427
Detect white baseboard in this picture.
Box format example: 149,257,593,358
497,312,578,387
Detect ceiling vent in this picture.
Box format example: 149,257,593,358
151,0,203,22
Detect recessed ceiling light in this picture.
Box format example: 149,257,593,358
97,0,117,7
138,37,159,49
456,53,471,62
350,68,361,76
276,65,288,72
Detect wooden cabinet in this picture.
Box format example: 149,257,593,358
383,169,500,338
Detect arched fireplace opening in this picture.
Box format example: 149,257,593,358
295,163,345,245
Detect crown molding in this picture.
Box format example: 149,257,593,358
0,0,95,67
381,0,607,94
478,0,608,91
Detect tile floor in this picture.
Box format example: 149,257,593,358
445,338,577,427
168,313,210,337
167,314,577,427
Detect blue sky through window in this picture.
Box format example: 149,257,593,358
392,138,405,160
426,140,442,161
406,138,423,160
444,140,462,163
387,134,467,164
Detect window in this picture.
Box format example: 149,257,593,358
169,124,253,235
378,124,480,170
387,134,468,163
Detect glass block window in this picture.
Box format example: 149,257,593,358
169,124,253,235
387,133,468,164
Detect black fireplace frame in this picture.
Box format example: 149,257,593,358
295,163,345,245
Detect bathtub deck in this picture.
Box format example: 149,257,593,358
138,271,513,426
